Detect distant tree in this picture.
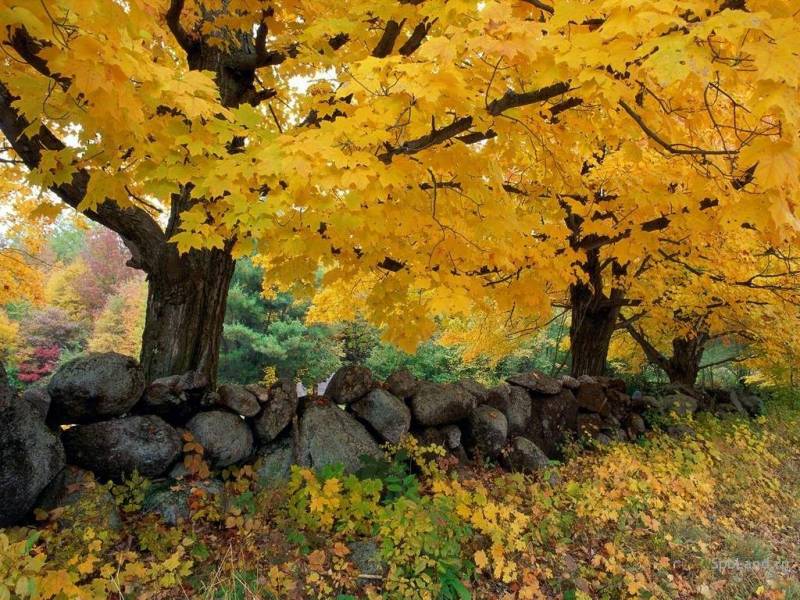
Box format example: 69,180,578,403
75,228,137,316
219,260,341,385
88,278,147,357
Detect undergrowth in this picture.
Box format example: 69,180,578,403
1,390,799,599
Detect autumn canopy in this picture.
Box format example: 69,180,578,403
1,0,799,383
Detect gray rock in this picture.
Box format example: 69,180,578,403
137,370,209,424
244,384,271,404
325,365,375,404
255,436,294,486
62,415,181,481
575,382,611,416
594,433,614,446
299,402,383,473
0,398,65,526
440,424,462,449
351,388,411,444
36,466,120,530
507,437,549,473
22,387,51,420
738,394,764,417
143,479,224,526
527,388,578,457
486,384,531,437
350,539,386,580
660,392,698,416
410,381,477,426
468,405,507,458
626,413,646,437
187,411,254,468
384,368,418,399
418,425,462,450
457,379,489,403
217,384,260,417
507,369,562,395
47,352,145,425
577,413,603,439
559,375,580,390
251,379,298,443
666,424,696,439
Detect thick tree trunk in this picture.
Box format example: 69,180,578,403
140,246,235,385
664,336,702,386
569,281,623,377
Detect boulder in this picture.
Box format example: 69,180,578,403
626,413,646,437
384,368,418,399
35,466,120,531
738,393,764,417
217,384,260,417
577,413,604,439
0,398,65,526
137,370,209,424
298,402,383,473
659,392,698,416
22,387,51,421
666,424,696,439
575,381,610,416
486,384,532,437
526,388,578,457
410,381,477,426
251,379,298,443
186,411,254,468
255,436,294,486
350,539,387,582
62,415,181,481
325,365,375,404
559,375,580,390
606,389,631,419
468,405,507,458
143,479,224,526
47,352,145,425
507,437,549,473
351,388,411,444
507,369,562,395
244,384,271,404
457,379,489,404
440,424,463,450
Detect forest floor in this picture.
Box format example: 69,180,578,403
2,391,799,600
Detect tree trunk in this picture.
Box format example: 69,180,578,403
569,280,623,377
140,246,235,385
664,336,702,386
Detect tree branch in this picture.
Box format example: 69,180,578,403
378,116,473,163
0,80,165,272
619,99,738,156
372,19,405,58
487,81,571,116
165,0,194,53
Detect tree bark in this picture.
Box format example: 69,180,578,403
569,280,623,377
664,336,703,386
141,246,235,383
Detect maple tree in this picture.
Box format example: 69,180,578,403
1,0,798,382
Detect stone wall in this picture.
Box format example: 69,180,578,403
0,353,763,526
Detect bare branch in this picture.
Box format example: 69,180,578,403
618,99,738,156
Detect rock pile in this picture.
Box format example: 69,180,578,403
0,353,763,527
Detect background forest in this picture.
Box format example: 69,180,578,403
1,218,755,393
